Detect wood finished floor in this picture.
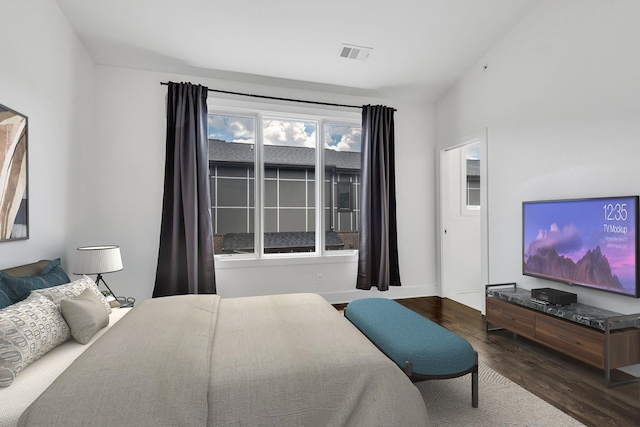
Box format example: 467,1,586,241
334,297,640,427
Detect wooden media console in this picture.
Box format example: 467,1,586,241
485,283,640,387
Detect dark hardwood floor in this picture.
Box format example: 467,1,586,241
335,297,640,427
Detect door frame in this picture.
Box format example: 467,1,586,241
437,129,489,313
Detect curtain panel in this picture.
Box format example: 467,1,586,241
153,82,216,297
356,105,401,291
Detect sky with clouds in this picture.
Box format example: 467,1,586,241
208,114,361,152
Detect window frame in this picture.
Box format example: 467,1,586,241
207,98,361,261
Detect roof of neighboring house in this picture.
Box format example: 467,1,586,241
222,231,344,253
209,139,360,171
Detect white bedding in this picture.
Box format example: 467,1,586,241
0,307,132,427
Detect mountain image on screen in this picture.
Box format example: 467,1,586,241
525,245,625,291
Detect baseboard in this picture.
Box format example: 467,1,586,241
320,285,435,305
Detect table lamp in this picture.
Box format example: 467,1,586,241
73,245,123,298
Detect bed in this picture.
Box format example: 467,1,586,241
0,260,429,426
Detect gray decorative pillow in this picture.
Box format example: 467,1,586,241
32,275,112,314
60,288,110,344
0,293,71,387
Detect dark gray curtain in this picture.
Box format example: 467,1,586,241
356,105,400,291
153,82,216,297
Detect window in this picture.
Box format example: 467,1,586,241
462,142,480,212
466,160,480,207
337,182,354,211
208,109,361,257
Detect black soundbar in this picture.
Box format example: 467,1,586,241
531,288,577,306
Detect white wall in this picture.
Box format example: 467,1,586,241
92,65,436,304
436,0,640,314
0,1,94,272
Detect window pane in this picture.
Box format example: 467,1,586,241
265,180,277,208
337,182,352,211
264,208,277,233
217,178,249,206
279,181,306,207
279,209,307,232
265,167,277,178
209,113,256,253
262,119,317,254
217,165,249,177
324,123,361,251
468,189,480,206
307,181,315,208
464,142,481,209
217,208,248,234
279,169,306,179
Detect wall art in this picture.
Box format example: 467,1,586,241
0,103,28,241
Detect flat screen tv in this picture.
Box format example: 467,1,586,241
523,196,640,298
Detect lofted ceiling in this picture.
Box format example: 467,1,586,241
55,0,540,102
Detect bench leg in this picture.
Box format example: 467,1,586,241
471,352,479,408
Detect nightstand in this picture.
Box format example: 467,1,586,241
115,296,135,308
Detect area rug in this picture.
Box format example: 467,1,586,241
416,364,585,426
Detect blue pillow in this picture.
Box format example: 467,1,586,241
0,281,17,310
0,259,70,303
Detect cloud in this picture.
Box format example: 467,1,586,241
324,125,361,152
263,120,316,148
208,115,255,144
209,115,360,151
228,119,254,142
528,223,583,257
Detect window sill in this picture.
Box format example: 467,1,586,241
214,251,358,269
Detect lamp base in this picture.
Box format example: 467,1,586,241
95,274,118,299
116,296,135,308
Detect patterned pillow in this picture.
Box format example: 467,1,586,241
0,293,71,387
0,259,70,302
33,275,112,314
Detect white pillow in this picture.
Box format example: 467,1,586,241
32,275,112,314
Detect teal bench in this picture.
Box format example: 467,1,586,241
345,298,478,408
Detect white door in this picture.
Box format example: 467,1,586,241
440,134,486,311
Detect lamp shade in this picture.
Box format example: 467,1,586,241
73,245,123,275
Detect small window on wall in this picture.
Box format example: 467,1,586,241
462,142,480,214
337,182,354,211
466,162,480,207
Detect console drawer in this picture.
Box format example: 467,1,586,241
535,315,604,368
486,297,535,339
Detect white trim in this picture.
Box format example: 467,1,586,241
320,284,434,305
207,97,360,122
438,129,489,310
215,251,358,269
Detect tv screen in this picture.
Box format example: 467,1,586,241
523,196,640,298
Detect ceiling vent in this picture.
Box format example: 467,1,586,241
338,44,372,61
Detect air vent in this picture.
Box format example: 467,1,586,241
338,44,372,61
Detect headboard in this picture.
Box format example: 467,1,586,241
1,260,50,277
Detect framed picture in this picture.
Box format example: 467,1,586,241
0,103,28,241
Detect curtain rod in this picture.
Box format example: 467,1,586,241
160,82,396,111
